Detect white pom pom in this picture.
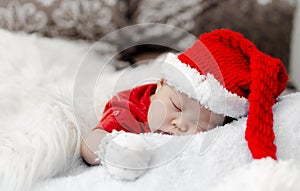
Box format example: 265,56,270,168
102,133,153,181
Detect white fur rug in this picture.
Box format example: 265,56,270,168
0,28,112,191
1,29,300,191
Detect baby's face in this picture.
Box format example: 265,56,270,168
148,81,225,135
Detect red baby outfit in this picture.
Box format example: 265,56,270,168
94,84,157,134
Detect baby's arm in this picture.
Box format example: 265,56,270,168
80,129,108,165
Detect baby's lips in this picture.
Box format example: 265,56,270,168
154,130,173,135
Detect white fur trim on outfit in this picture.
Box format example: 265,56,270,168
161,53,249,118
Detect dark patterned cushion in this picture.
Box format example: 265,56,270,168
128,0,296,72
0,0,128,40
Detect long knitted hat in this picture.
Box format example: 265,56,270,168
161,29,288,159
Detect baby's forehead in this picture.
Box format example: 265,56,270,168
163,81,196,99
170,86,200,104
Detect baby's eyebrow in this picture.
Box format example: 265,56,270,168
171,93,181,102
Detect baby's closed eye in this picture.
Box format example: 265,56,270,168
169,98,181,112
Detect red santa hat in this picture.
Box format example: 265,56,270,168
161,29,288,160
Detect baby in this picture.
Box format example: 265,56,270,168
81,29,288,169
81,79,228,165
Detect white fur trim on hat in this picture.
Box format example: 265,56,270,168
161,53,249,118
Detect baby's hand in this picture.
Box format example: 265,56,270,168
98,131,153,181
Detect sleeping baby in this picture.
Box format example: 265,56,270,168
80,29,288,180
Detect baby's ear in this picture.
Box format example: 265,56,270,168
156,79,164,92
157,79,165,89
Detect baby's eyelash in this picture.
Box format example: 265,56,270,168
170,98,181,111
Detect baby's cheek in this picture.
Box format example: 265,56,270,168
147,100,167,132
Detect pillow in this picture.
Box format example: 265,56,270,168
127,0,296,72
0,0,128,40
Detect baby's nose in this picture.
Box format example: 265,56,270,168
172,118,188,132
178,124,188,132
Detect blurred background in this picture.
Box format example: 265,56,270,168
0,0,298,91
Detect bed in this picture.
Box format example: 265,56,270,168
0,1,299,190
1,28,300,191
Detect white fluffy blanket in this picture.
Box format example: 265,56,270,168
1,29,300,191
